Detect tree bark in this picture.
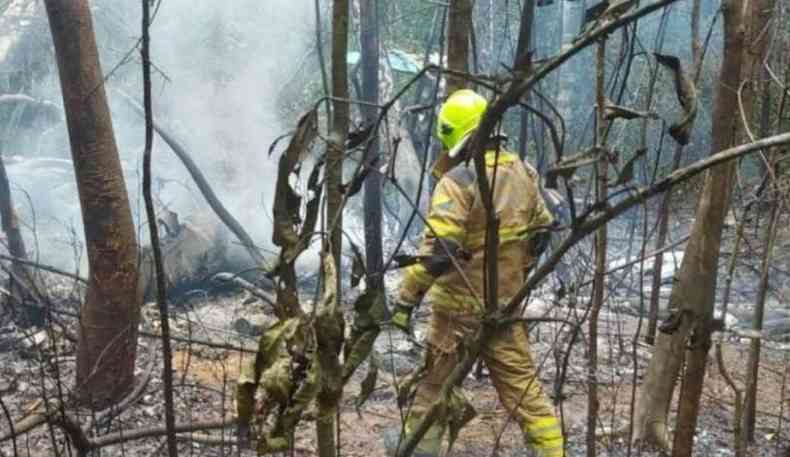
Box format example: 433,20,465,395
43,0,141,408
140,2,177,456
645,0,700,346
556,0,585,124
587,38,607,457
634,1,746,454
740,0,776,442
446,0,472,94
317,0,349,455
515,0,536,160
741,190,780,448
0,139,33,324
644,150,679,345
360,0,383,291
634,0,746,450
327,0,349,290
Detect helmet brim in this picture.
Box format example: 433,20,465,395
447,131,474,159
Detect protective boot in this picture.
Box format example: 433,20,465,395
381,426,440,457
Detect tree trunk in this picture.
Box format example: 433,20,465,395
634,0,746,450
670,3,747,449
587,38,607,457
740,0,776,442
741,189,780,449
515,0,536,160
140,1,177,455
446,0,472,94
44,0,141,409
317,0,349,455
632,1,746,454
0,120,34,324
327,0,349,291
360,0,383,291
556,0,585,124
645,0,700,346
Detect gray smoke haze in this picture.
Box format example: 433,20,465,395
2,0,317,272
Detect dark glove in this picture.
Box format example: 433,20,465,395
391,303,414,334
530,230,551,258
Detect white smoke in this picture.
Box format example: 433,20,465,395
5,0,317,272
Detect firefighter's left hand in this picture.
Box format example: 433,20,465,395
391,303,414,334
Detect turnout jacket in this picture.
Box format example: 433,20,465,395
398,150,554,313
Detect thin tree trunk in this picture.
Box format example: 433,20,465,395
327,0,349,292
140,2,177,456
360,0,383,291
556,0,585,124
718,208,749,457
43,0,141,408
587,38,607,457
741,0,776,442
633,0,746,450
645,3,692,346
669,2,746,455
742,189,780,449
447,0,472,94
0,154,25,270
317,0,349,455
0,149,33,323
644,147,680,345
515,0,536,160
0,97,37,324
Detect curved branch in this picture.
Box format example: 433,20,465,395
508,131,790,313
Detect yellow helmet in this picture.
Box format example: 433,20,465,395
436,89,487,157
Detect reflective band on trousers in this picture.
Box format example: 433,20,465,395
524,416,564,457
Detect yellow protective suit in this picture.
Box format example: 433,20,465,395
397,150,563,457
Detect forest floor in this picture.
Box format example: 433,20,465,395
2,199,790,456
2,285,790,457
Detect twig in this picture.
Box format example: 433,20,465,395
0,394,17,457
0,253,87,284
140,2,177,455
578,234,690,288
509,131,790,313
91,418,237,449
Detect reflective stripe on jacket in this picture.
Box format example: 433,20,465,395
398,150,553,312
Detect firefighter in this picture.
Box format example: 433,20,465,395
388,89,564,457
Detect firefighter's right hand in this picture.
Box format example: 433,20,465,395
237,421,251,449
391,303,414,334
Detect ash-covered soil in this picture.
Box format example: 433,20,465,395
1,280,789,457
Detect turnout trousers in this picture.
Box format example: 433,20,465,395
403,310,564,457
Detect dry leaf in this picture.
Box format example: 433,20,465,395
655,53,698,145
